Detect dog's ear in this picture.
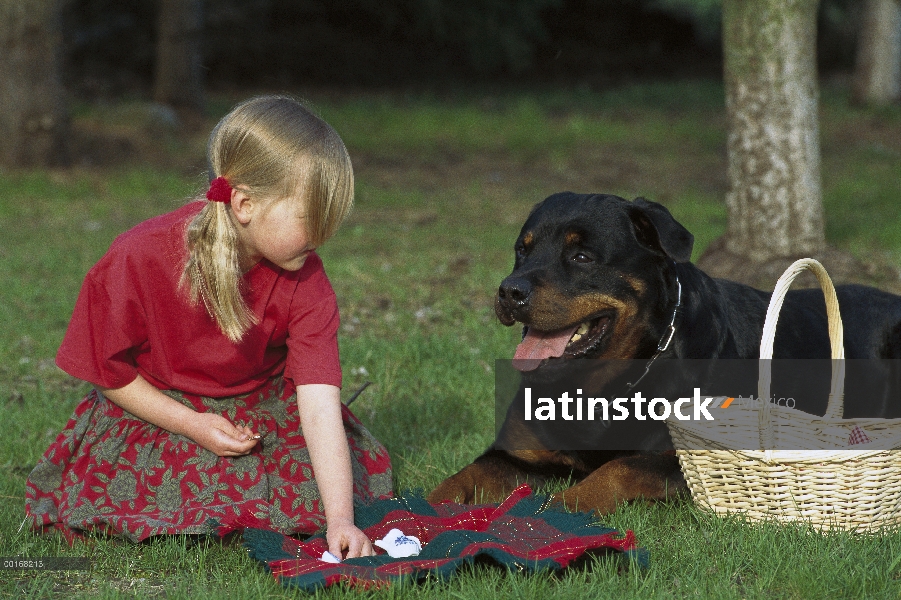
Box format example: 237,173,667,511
628,197,694,263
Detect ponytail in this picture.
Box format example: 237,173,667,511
181,200,256,342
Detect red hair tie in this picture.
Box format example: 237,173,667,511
206,177,233,203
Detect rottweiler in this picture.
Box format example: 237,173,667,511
428,192,901,514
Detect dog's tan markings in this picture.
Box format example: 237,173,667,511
497,412,582,469
592,293,645,360
427,460,527,504
565,231,581,245
526,289,630,331
552,455,686,515
510,449,578,468
622,275,646,296
564,293,632,325
526,287,647,359
522,231,534,247
599,314,645,359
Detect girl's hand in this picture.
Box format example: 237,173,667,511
100,376,259,458
326,518,374,559
185,413,259,457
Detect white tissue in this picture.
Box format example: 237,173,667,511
320,551,342,563
373,528,422,558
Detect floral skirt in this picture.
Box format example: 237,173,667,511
25,378,393,542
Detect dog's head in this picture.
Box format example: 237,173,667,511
496,193,693,372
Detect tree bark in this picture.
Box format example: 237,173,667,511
153,0,205,112
852,0,901,105
0,0,69,167
720,0,824,262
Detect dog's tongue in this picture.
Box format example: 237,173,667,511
513,326,579,371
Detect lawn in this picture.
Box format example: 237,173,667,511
2,80,901,598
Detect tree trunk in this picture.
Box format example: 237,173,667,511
153,0,205,112
0,0,68,167
721,0,824,262
697,0,901,292
852,0,901,105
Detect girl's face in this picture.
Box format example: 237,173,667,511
236,195,314,272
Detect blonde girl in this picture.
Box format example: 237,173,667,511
26,96,392,558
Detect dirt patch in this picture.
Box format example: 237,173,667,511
697,236,901,293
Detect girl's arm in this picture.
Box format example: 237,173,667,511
297,383,374,559
99,375,258,456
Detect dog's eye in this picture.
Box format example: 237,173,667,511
515,245,526,258
572,252,593,263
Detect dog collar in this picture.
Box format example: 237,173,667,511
624,268,682,392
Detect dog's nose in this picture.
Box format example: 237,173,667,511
498,276,532,306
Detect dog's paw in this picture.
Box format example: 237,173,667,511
426,476,476,505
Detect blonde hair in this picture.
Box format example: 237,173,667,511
181,95,354,342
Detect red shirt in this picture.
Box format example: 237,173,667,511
56,202,342,396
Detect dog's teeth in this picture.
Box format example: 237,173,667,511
568,322,592,346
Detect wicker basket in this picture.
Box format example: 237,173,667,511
666,258,901,531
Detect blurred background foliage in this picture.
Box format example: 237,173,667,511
63,0,863,96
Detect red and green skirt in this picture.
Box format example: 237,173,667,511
25,378,393,542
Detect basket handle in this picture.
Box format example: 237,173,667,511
757,258,845,449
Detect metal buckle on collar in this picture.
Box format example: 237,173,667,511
656,277,681,353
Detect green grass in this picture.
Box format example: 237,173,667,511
2,80,901,598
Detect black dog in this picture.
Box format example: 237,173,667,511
428,192,901,514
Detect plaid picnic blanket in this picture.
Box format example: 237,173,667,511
221,484,646,591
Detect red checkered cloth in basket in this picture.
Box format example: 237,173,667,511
848,425,872,446
217,484,645,591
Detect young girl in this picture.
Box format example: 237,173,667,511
25,95,392,558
